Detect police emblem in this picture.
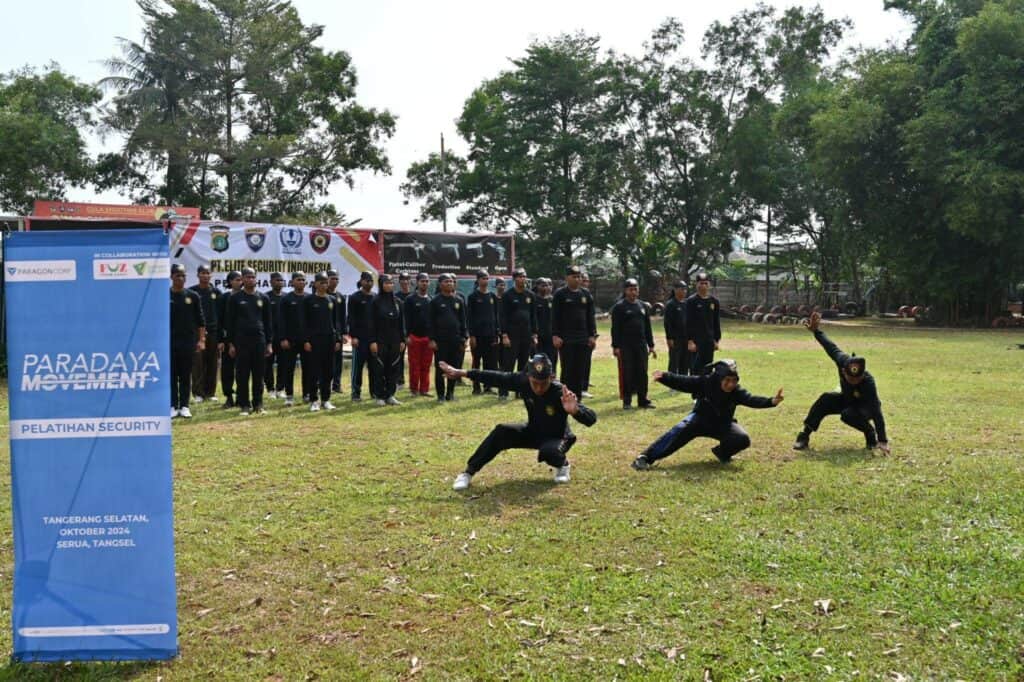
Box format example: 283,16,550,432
849,365,861,376
211,293,217,299
534,361,545,373
853,390,860,398
328,302,334,310
310,229,331,254
581,296,587,304
257,299,264,307
279,227,303,255
526,297,532,304
185,297,192,305
245,227,267,252
711,303,716,310
455,302,461,310
210,225,230,252
545,405,556,416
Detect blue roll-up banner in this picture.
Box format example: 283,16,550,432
5,229,178,661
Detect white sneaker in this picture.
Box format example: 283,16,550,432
375,399,387,407
208,396,219,403
239,409,250,416
323,401,337,411
193,396,204,404
171,408,180,418
554,464,571,483
582,391,593,399
386,396,401,406
284,397,294,407
310,401,321,412
453,472,473,491
179,406,193,419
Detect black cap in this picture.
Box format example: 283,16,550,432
537,277,551,285
513,267,527,278
495,277,506,285
270,271,284,281
171,263,186,275
475,269,489,279
314,272,328,283
694,271,711,282
327,269,339,278
359,271,374,282
439,273,454,283
566,265,582,276
399,271,411,281
416,272,429,282
240,266,256,276
624,278,639,288
197,264,211,274
673,280,688,290
844,356,866,375
291,270,306,280
527,353,554,380
226,270,242,283
378,273,394,286
710,358,739,380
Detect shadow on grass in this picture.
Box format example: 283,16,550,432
0,659,168,681
799,447,879,466
456,477,565,517
652,457,741,480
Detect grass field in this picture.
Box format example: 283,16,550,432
0,319,1022,680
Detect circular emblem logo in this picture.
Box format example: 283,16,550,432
310,229,331,254
184,297,192,305
328,302,334,310
526,297,532,304
545,405,556,416
257,299,264,307
711,303,716,310
211,293,217,299
853,390,860,398
455,302,461,310
581,297,587,304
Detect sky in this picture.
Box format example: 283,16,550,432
1,0,912,232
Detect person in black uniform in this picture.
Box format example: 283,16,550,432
686,271,721,373
534,277,557,377
265,272,285,398
369,273,407,406
793,312,891,453
405,273,434,396
326,269,345,394
277,271,308,407
631,359,784,469
611,278,656,410
580,271,596,397
500,267,538,399
494,276,509,377
552,265,597,398
428,272,468,401
225,267,273,416
170,264,206,418
664,280,689,374
303,272,341,412
441,354,597,490
395,271,412,389
467,269,500,395
189,264,221,403
218,270,243,407
348,271,376,401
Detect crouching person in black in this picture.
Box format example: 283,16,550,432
793,312,890,454
632,359,783,469
440,354,597,490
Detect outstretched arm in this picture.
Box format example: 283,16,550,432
805,312,849,368
735,387,784,409
440,363,522,392
653,369,704,393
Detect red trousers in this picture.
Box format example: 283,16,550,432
407,334,433,393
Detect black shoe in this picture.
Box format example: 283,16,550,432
793,432,810,451
222,397,235,409
638,401,655,410
472,387,482,395
483,388,495,394
631,454,651,471
865,429,878,450
445,393,455,402
711,445,732,463
622,402,633,410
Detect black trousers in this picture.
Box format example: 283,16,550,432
192,334,219,398
372,342,403,400
278,343,300,397
619,345,649,404
500,332,532,397
466,422,576,475
559,342,589,398
171,345,193,409
307,335,335,403
537,337,557,376
667,338,690,375
641,412,751,463
234,337,266,410
331,347,344,393
803,392,876,441
264,344,278,393
300,349,314,399
221,346,236,400
434,338,465,399
583,345,593,390
350,339,374,399
470,335,498,392
692,340,715,374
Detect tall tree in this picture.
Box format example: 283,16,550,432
103,0,395,220
0,66,100,214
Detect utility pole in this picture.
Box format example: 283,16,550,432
765,205,772,307
440,133,448,233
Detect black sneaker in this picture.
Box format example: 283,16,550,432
638,401,656,410
793,433,810,450
711,445,732,463
865,429,878,450
222,397,235,409
631,454,651,470
623,402,633,410
472,387,482,395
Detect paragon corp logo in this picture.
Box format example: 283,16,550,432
4,260,77,282
20,351,161,392
93,258,170,280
